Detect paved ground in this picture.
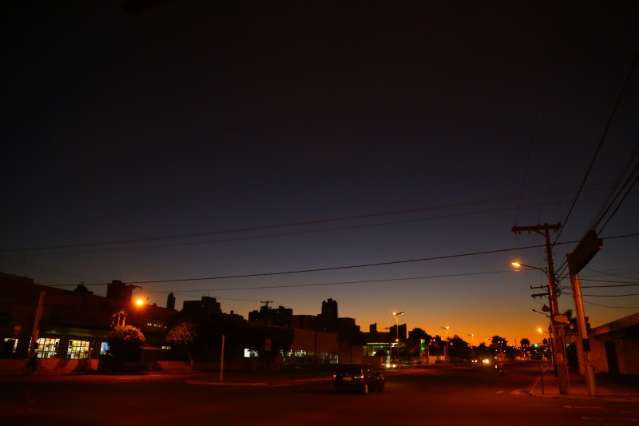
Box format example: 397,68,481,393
2,364,638,426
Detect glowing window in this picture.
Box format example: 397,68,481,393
67,340,90,359
3,338,18,354
35,338,60,359
100,341,110,355
243,348,258,358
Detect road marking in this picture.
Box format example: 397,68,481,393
185,380,269,387
563,405,603,409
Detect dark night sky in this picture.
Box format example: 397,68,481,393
3,1,639,342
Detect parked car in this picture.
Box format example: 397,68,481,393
332,364,384,394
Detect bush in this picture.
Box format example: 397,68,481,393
107,325,145,363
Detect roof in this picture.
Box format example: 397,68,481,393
591,311,639,337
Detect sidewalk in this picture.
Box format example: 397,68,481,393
0,369,333,387
527,371,639,402
186,369,332,386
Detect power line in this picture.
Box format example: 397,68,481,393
0,198,519,253
582,293,639,298
584,300,639,310
554,231,639,279
136,270,512,293
0,203,556,258
41,231,639,289
581,278,639,285
553,52,638,246
590,147,639,231
598,170,639,234
1,189,611,255
46,243,554,287
585,267,639,281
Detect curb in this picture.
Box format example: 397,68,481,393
523,376,639,403
185,377,328,388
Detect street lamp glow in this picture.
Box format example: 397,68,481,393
511,261,522,270
536,327,544,334
134,296,146,308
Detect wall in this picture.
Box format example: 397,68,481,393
589,338,608,373
617,339,639,375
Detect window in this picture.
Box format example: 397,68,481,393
35,338,60,359
161,345,171,351
3,338,18,354
100,341,110,355
67,340,90,359
243,348,258,358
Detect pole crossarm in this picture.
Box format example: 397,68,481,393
512,223,562,236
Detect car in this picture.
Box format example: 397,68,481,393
332,364,385,394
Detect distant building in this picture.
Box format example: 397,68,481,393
166,292,176,310
106,280,137,305
248,304,293,327
321,298,338,320
389,323,407,341
182,296,221,319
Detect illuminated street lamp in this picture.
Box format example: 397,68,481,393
134,296,146,309
392,311,405,342
510,260,546,273
441,325,451,337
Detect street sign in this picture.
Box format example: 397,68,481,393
567,230,603,274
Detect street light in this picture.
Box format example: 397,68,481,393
392,311,405,342
510,260,546,273
441,325,450,336
134,296,146,308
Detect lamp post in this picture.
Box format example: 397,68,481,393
511,258,569,394
441,325,451,360
392,311,405,342
392,311,405,364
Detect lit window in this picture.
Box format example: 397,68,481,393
100,341,110,355
67,340,90,359
243,348,258,358
161,345,172,351
3,338,18,354
35,338,60,359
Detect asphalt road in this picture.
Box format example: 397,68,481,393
2,364,637,426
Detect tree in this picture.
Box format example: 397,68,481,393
406,328,432,358
448,335,471,360
104,325,145,370
167,322,196,345
520,338,530,348
166,322,196,362
490,335,508,352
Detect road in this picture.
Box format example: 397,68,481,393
1,364,637,425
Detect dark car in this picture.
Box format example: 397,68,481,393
332,364,384,394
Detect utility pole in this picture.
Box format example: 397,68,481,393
219,334,225,382
28,291,46,356
567,230,602,396
512,223,570,395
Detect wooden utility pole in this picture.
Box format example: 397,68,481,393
512,223,570,395
28,291,46,356
219,334,225,382
567,229,602,396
